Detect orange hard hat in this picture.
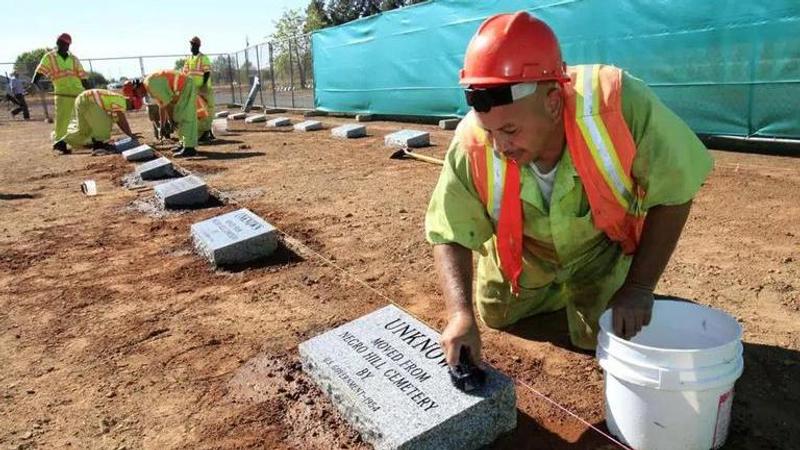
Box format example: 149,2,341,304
57,33,72,45
459,12,568,87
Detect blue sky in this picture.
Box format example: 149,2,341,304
1,0,310,78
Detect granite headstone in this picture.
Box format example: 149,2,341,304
153,175,209,209
245,114,267,124
135,157,175,180
267,117,291,127
299,305,517,450
121,144,154,162
439,119,460,130
190,208,278,266
114,137,139,153
215,110,230,118
294,120,323,132
332,124,367,138
384,130,430,148
228,112,248,120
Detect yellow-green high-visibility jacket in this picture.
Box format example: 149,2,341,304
78,89,127,115
35,50,86,96
183,53,212,87
425,71,714,349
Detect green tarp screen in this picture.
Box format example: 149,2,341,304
312,0,800,138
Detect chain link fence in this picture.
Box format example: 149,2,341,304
1,34,313,122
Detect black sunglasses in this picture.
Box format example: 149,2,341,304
464,85,515,113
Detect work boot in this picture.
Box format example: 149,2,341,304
198,130,215,144
170,144,184,153
52,140,71,154
174,147,197,158
91,140,114,156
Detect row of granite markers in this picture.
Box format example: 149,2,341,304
112,114,453,267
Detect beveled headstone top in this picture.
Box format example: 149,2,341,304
135,157,174,180
154,175,208,209
121,144,154,162
332,123,367,138
215,110,230,118
384,130,430,148
190,208,278,266
267,117,291,127
245,114,267,123
228,112,248,120
299,305,517,450
439,118,460,130
294,120,323,132
114,137,139,153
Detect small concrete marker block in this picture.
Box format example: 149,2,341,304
266,117,291,127
121,144,154,162
190,208,278,266
299,305,517,450
439,118,460,130
154,175,209,209
135,157,174,180
215,110,230,118
385,129,430,148
245,114,267,124
331,123,367,139
113,137,139,153
294,120,323,132
356,114,373,122
228,112,247,120
263,108,286,114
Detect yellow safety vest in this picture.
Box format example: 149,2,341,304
36,51,86,95
458,64,645,293
81,89,127,115
182,54,211,87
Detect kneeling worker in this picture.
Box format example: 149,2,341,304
426,12,713,366
53,86,141,155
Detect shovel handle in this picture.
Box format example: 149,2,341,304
404,149,444,165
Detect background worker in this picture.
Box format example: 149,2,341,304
7,72,30,120
129,70,201,157
183,36,215,143
426,12,714,366
32,33,90,141
53,86,142,155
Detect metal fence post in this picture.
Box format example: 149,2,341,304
254,44,265,108
86,60,95,87
226,55,236,104
244,48,251,106
139,57,145,78
288,38,296,108
268,42,277,107
235,53,244,105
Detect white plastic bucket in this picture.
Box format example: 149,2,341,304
212,118,231,136
597,300,743,450
80,180,97,196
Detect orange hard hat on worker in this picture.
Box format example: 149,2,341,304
460,12,569,87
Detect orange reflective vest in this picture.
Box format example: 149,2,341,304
195,95,209,120
41,51,85,81
458,64,645,293
162,70,188,96
85,89,127,115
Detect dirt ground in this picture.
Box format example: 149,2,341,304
0,110,798,450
